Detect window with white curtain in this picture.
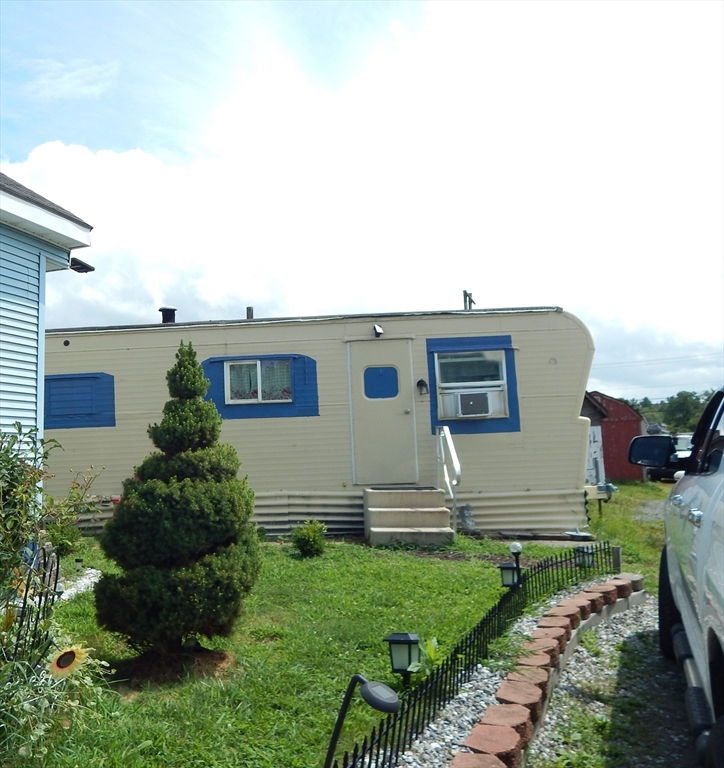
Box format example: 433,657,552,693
224,359,292,404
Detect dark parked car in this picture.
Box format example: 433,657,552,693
630,389,724,767
646,432,694,481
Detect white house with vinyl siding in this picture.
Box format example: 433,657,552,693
43,306,596,539
0,173,92,435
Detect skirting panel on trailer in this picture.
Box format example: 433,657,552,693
252,491,365,537
250,488,586,538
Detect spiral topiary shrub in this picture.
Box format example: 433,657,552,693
95,341,261,652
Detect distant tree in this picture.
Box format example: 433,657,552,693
638,396,654,412
662,391,707,433
622,396,654,413
621,390,717,432
95,341,261,652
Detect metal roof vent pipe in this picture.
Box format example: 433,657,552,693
159,306,177,324
246,306,254,319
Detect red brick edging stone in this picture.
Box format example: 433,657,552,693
582,591,605,613
522,638,560,665
584,583,617,604
556,596,592,620
507,666,549,694
480,703,533,745
536,615,573,639
543,606,581,628
495,680,543,722
451,752,508,768
515,652,552,669
530,626,567,652
463,724,522,768
605,579,634,598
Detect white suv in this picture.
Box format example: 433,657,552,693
630,387,724,767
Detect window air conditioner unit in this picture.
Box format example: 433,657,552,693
457,391,490,417
440,389,507,419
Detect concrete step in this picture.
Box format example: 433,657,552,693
363,487,446,509
364,506,451,532
368,526,455,547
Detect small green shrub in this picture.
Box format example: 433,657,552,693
291,520,327,557
0,425,50,576
43,521,82,557
41,467,101,557
409,636,443,679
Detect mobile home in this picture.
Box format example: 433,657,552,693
43,306,594,538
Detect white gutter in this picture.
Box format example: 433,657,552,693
0,189,92,252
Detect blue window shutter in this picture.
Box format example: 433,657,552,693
45,373,115,429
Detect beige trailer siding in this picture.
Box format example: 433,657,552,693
44,308,593,534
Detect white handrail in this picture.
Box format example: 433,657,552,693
437,426,462,532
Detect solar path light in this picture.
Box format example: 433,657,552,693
323,674,400,768
383,632,420,685
574,545,595,568
499,541,523,588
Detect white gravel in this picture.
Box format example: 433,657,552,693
58,568,102,601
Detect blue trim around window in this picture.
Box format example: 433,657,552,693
426,336,520,434
203,355,319,419
44,373,116,429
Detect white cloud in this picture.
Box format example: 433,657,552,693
1,1,722,396
22,59,119,101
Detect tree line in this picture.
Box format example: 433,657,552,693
622,390,717,433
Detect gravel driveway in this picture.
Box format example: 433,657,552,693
406,586,701,767
527,594,699,767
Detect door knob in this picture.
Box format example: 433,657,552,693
687,509,703,527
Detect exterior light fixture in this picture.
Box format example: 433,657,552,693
499,541,523,588
383,632,420,685
323,674,400,768
574,545,595,568
70,257,95,273
373,324,384,338
416,379,429,395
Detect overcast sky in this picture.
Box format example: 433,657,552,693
1,0,722,401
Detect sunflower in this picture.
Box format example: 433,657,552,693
48,645,89,679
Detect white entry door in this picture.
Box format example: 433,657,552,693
349,339,418,485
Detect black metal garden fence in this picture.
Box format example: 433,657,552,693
2,546,62,665
332,540,613,768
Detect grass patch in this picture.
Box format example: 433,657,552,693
39,537,521,768
589,481,668,592
578,629,603,658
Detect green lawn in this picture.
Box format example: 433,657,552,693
588,480,668,592
40,536,529,768
27,483,667,768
